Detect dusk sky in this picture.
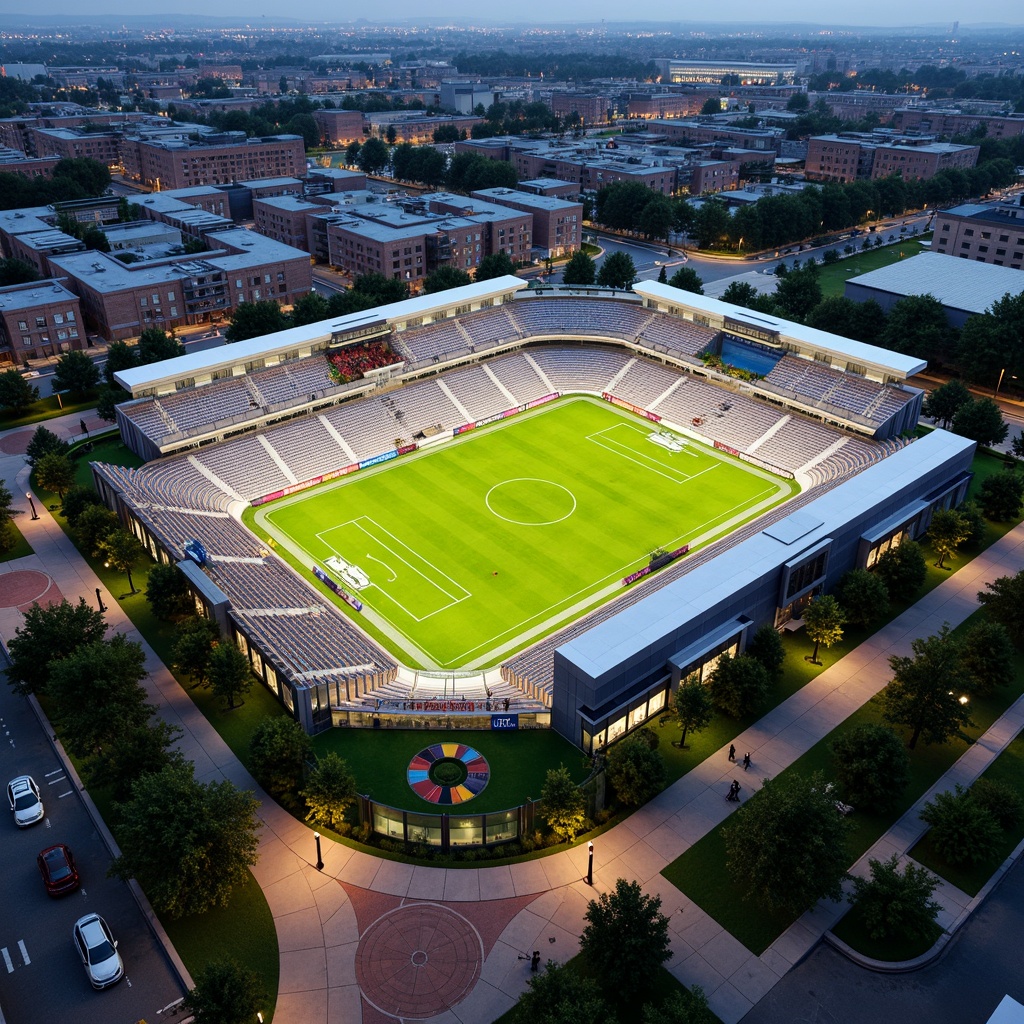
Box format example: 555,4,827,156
0,2,1020,29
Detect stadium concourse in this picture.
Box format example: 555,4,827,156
93,276,954,750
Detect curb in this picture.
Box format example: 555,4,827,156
824,828,1024,973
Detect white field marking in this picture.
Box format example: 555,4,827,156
2,947,12,973
587,425,717,485
17,941,29,966
365,553,397,581
318,517,471,623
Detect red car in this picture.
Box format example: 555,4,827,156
37,844,80,896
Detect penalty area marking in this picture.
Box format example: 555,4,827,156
587,424,716,485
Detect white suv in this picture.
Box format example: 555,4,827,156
7,775,44,828
73,914,124,990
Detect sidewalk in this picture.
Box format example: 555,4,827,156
2,413,1024,1024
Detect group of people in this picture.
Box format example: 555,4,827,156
728,744,752,770
726,780,741,802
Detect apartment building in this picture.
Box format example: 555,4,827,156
932,199,1024,270
806,132,980,182
0,279,84,364
311,109,365,146
471,187,582,257
549,92,610,125
891,108,1024,140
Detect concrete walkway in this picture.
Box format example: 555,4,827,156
3,413,1024,1024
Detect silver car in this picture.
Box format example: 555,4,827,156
7,775,44,828
73,913,124,990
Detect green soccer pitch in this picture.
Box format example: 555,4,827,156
250,397,797,669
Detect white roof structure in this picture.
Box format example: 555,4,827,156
845,252,1024,318
634,282,925,379
114,276,527,396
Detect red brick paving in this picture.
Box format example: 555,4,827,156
0,430,32,455
355,903,482,1019
0,569,63,612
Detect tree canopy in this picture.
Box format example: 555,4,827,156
803,594,845,664
708,652,769,718
224,300,290,343
562,250,596,286
605,731,666,806
596,251,636,289
52,350,99,394
541,764,587,842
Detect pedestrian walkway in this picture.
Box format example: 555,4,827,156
3,412,1024,1024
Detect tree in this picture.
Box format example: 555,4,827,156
146,562,192,620
848,854,942,942
0,369,39,414
596,251,636,289
958,498,986,547
580,878,672,1002
137,327,185,365
0,480,17,553
289,290,330,327
803,594,845,664
745,623,785,681
831,723,910,812
74,502,119,556
35,451,75,499
723,771,852,915
87,720,185,803
562,250,596,286
667,266,704,295
919,784,1002,865
971,777,1023,832
881,625,974,749
951,397,1008,447
110,762,261,919
25,425,69,467
977,470,1024,521
422,266,472,294
345,139,362,166
184,958,268,1024
693,200,729,250
474,251,516,282
641,988,714,1024
48,634,152,760
880,294,956,364
605,732,667,807
923,379,971,428
515,960,612,1024
708,653,769,718
541,764,586,842
172,616,219,687
224,300,289,343
0,257,41,286
5,597,107,696
103,340,139,385
358,137,390,174
720,281,760,308
700,97,722,115
60,483,103,527
208,641,253,710
875,540,927,602
956,290,1024,387
672,675,714,748
959,619,1016,697
835,568,889,628
929,507,970,569
302,751,358,832
99,528,145,594
52,350,99,393
978,570,1024,645
773,264,823,322
249,715,313,806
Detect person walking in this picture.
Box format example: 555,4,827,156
728,744,736,762
726,780,740,802
742,752,751,771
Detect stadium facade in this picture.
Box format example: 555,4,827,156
96,278,972,751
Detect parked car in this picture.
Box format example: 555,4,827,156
73,914,124,990
7,775,44,827
38,844,80,896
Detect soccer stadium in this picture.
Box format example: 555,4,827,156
96,276,974,754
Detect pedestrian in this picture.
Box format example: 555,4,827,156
742,752,751,771
726,780,740,802
728,743,736,762
531,950,540,972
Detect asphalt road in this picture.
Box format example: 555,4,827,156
0,678,185,1024
745,854,1024,1024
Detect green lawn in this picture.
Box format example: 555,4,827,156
252,397,795,668
0,390,99,429
314,727,588,814
816,236,933,298
660,607,1024,955
0,518,33,562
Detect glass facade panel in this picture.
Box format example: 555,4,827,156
406,813,443,846
485,811,518,843
450,815,484,846
373,806,405,839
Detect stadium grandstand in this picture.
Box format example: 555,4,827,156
95,277,972,749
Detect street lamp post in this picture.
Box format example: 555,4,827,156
26,492,38,520
585,841,594,885
995,367,1017,400
95,588,106,613
314,831,323,871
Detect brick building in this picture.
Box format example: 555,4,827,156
806,132,980,183
0,279,84,364
312,109,365,146
549,92,610,125
932,199,1024,270
891,109,1024,139
28,127,123,169
253,194,337,251
471,187,582,257
646,120,785,153
121,134,306,190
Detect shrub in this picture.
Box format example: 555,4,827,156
848,853,942,942
970,777,1023,832
919,784,1002,865
831,723,910,812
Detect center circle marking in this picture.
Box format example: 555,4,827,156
484,477,577,526
411,949,428,966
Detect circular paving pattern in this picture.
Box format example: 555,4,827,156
0,569,62,611
355,904,483,1019
407,743,489,805
484,477,576,526
0,430,34,456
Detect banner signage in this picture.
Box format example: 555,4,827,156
359,450,398,470
373,698,504,713
312,565,363,611
714,441,740,457
621,544,690,587
491,714,519,730
603,392,662,423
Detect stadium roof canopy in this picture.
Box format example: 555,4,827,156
634,282,925,379
843,251,1024,320
114,275,528,396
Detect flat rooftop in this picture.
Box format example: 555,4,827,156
0,279,79,311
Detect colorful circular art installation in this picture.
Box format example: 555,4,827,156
407,743,490,805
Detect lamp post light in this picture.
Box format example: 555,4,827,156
95,587,105,613
995,367,1017,400
314,831,323,871
26,492,38,520
585,841,594,886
